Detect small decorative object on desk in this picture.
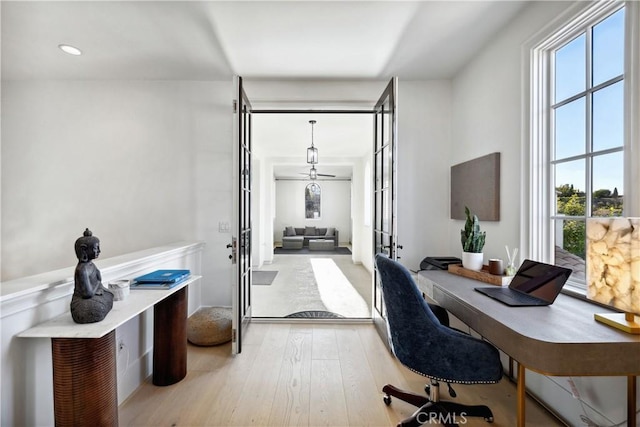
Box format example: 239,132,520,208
461,206,486,271
505,245,518,276
488,259,503,275
70,228,114,324
108,279,130,301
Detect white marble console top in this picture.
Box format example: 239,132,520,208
18,275,201,339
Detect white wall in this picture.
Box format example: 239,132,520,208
396,80,452,271
251,157,277,268
243,79,389,109
450,1,637,425
1,80,233,306
449,2,576,262
274,179,351,244
351,154,373,271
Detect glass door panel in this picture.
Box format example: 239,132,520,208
232,76,252,355
372,78,397,348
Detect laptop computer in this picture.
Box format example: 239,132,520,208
474,259,572,306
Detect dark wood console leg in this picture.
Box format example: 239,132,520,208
51,331,118,427
153,287,188,386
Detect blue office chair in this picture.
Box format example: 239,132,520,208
375,254,503,427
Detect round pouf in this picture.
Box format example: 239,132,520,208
187,306,232,346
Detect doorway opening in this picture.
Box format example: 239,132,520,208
250,112,374,319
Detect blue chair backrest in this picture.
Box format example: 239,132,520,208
374,253,502,384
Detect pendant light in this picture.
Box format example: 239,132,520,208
306,120,318,164
310,165,318,180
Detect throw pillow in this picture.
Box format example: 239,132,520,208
285,226,295,236
304,226,317,236
325,227,335,237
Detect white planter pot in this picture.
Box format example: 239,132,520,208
462,252,484,271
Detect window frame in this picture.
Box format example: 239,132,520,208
525,1,640,294
304,182,321,220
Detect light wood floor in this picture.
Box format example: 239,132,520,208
119,323,562,426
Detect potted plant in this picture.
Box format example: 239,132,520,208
460,206,486,271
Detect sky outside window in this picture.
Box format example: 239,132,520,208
555,98,585,159
555,34,585,103
553,8,624,198
593,8,624,86
593,81,623,152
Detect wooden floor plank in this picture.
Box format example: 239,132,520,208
118,323,562,427
226,324,291,426
335,326,394,426
309,359,349,426
267,329,312,426
311,326,339,360
200,324,273,426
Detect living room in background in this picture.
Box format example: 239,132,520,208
251,109,374,319
528,1,639,293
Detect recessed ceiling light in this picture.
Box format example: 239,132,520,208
58,44,82,56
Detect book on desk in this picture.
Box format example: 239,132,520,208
131,269,190,290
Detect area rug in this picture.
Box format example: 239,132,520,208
253,270,278,285
274,247,352,255
284,310,344,319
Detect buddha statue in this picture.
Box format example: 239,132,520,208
70,228,114,324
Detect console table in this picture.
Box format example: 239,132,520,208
417,270,640,427
19,275,200,427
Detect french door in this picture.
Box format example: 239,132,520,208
372,77,398,347
232,76,253,354
231,77,396,351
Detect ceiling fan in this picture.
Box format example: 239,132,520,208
299,165,336,179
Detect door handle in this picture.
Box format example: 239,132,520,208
228,238,237,264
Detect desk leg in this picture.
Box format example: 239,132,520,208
517,363,526,427
628,376,637,427
153,287,188,386
51,331,118,427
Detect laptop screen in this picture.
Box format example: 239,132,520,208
509,259,572,303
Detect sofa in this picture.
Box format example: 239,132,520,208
282,226,339,249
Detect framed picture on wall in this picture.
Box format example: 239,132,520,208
450,152,500,221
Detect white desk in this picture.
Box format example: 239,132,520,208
19,275,200,427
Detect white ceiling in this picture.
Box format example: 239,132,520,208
254,113,373,179
1,1,529,177
1,1,528,80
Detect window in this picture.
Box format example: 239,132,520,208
529,2,638,292
305,183,321,219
